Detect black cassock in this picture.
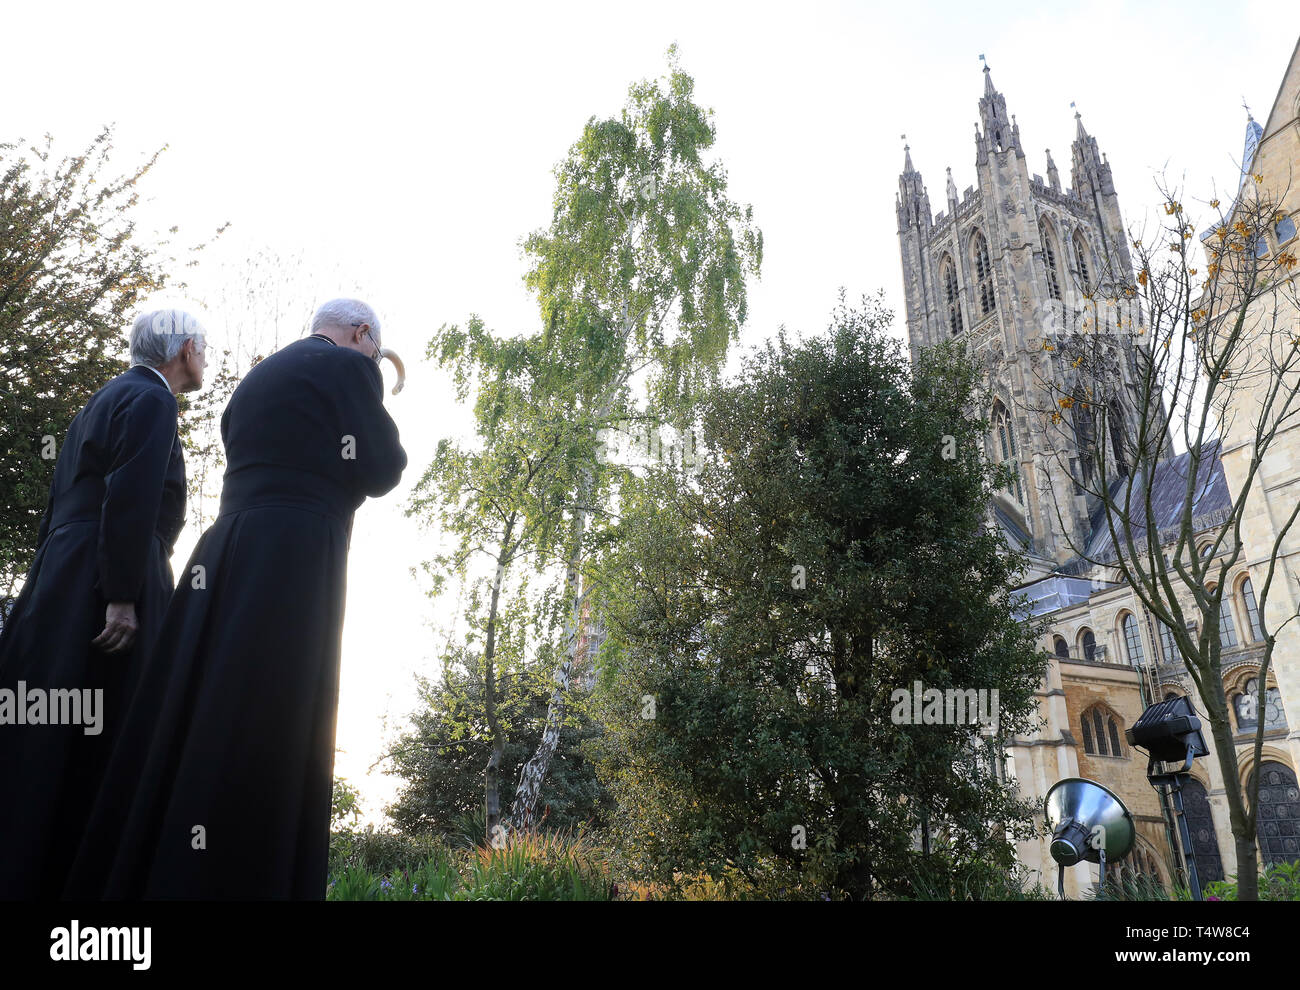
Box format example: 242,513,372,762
66,335,406,900
0,365,185,899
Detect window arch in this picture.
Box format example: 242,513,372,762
1249,762,1300,866
1103,400,1129,477
1073,402,1096,486
1040,219,1062,300
1158,620,1178,664
1080,703,1126,757
1277,215,1297,244
972,230,995,317
1053,635,1070,659
940,254,963,336
1181,777,1225,882
992,401,1024,504
1239,575,1263,642
1210,585,1237,649
1121,612,1145,666
1079,628,1097,662
1233,676,1287,732
1073,230,1093,293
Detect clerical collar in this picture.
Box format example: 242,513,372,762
309,333,338,346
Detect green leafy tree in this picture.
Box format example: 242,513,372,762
0,128,222,594
415,315,621,842
382,665,612,839
504,44,762,828
588,294,1047,899
331,776,363,828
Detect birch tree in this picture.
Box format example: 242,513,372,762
413,318,607,841
504,46,763,829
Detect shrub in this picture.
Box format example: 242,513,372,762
326,828,614,901
1202,861,1300,901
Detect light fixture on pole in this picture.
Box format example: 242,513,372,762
1045,777,1135,899
1126,694,1210,900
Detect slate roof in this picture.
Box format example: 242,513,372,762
1021,444,1234,607
1077,444,1233,569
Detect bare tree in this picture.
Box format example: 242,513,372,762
180,247,366,531
1028,174,1300,900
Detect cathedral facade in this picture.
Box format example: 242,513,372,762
896,51,1300,897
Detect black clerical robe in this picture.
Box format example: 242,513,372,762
0,365,185,900
67,335,406,900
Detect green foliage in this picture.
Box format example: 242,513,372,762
328,824,446,878
382,666,614,837
0,128,223,592
326,830,613,901
520,43,763,418
1203,860,1300,901
588,292,1048,900
331,776,363,828
1090,872,1172,902
415,47,764,829
903,842,1056,901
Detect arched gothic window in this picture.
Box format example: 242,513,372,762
1073,402,1096,486
1122,613,1145,666
1073,230,1093,293
1181,778,1225,882
941,255,963,336
1053,635,1070,659
992,402,1024,504
1081,704,1125,757
1080,628,1097,662
1040,220,1062,300
1277,215,1297,244
1106,400,1129,477
1158,621,1177,664
1240,576,1263,642
1249,762,1300,865
972,231,995,317
1214,589,1237,649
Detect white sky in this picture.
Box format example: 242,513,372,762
6,1,1297,822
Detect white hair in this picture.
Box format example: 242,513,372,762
310,298,381,343
130,309,206,368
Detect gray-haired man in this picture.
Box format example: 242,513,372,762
68,298,405,900
0,309,205,899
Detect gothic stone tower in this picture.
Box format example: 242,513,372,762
896,63,1149,581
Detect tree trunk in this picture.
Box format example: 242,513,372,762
1204,694,1259,899
484,518,516,844
509,464,593,830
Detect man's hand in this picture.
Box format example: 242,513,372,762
91,601,139,654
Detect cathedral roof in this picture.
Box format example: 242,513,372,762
1016,447,1232,620
993,502,1032,551
1056,443,1233,576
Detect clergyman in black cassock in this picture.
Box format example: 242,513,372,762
0,309,204,900
69,303,406,899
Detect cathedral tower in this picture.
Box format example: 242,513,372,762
896,62,1156,579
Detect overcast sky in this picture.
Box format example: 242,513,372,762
6,1,1296,820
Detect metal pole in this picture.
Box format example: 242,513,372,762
1167,776,1203,901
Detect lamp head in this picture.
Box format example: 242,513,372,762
1125,695,1209,763
1045,777,1135,866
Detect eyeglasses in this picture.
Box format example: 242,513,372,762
352,322,382,363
